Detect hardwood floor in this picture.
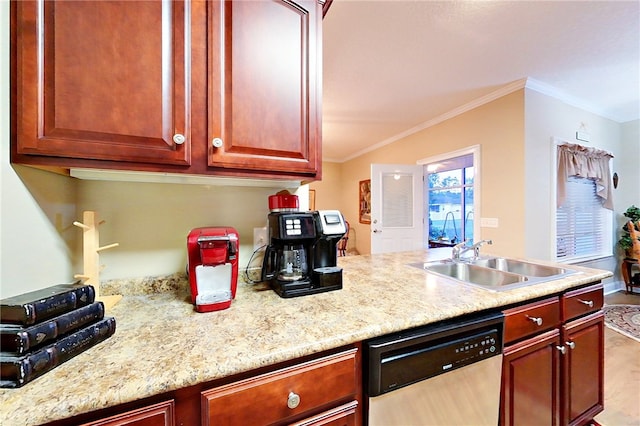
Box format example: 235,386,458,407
593,290,640,426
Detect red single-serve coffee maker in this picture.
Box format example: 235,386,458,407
187,227,239,312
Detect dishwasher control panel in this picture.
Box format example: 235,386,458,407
366,312,504,396
443,329,499,370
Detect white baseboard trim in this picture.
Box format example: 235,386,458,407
604,280,625,295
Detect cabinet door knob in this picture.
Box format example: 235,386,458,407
566,341,576,350
287,391,300,409
578,299,594,308
373,229,382,233
556,345,566,354
526,315,543,326
212,137,224,148
173,134,186,145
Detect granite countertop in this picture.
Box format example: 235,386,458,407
0,249,612,425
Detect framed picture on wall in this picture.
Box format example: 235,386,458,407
359,179,371,224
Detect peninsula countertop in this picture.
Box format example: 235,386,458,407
0,249,612,425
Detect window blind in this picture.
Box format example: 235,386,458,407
556,175,611,261
382,173,413,227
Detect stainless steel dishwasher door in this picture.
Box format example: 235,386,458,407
366,312,504,426
368,354,503,426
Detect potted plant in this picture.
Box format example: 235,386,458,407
618,205,640,256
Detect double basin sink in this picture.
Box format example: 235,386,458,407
416,257,580,291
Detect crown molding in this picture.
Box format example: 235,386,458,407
338,79,528,163
524,77,621,122
333,77,625,163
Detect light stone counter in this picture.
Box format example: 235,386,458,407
0,249,612,425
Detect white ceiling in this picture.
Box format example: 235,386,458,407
322,0,640,162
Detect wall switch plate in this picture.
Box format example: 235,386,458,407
480,217,499,228
253,227,267,251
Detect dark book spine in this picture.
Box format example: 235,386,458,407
74,285,96,308
0,317,116,388
0,292,76,325
0,322,57,355
0,284,95,325
56,301,105,336
0,302,105,355
56,317,116,364
0,347,56,388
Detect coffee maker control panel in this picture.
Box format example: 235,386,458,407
316,210,347,235
284,218,304,236
274,214,316,240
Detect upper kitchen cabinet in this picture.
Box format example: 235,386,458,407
206,0,321,177
12,0,191,166
11,0,323,181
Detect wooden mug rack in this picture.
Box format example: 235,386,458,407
73,211,121,310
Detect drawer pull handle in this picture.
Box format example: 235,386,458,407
578,299,594,308
287,392,300,409
566,341,576,350
526,315,543,326
556,345,566,354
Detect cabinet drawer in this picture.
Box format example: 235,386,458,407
202,348,358,426
81,400,175,426
562,282,603,321
290,401,358,426
503,297,561,344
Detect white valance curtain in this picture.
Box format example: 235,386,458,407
557,143,614,210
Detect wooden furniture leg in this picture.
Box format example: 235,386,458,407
621,258,639,294
621,258,631,293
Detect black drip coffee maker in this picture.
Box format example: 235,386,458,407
261,193,347,298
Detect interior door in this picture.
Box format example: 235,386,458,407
370,164,424,254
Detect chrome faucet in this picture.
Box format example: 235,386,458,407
451,239,493,261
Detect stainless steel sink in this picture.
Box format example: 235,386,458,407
424,262,528,287
471,257,568,277
416,257,580,291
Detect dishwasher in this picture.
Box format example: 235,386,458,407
366,311,504,426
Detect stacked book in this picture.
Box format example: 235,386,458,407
0,283,116,388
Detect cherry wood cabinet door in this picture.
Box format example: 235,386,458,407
501,329,562,426
13,0,190,165
562,312,604,426
207,0,321,176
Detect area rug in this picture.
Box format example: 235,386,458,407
602,304,640,343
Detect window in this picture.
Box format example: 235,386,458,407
426,154,474,247
556,175,612,262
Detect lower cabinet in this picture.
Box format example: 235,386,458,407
502,328,562,425
562,312,604,425
47,345,360,426
501,282,604,426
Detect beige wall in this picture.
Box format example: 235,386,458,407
618,119,640,214
320,91,526,257
75,180,281,280
310,161,343,211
